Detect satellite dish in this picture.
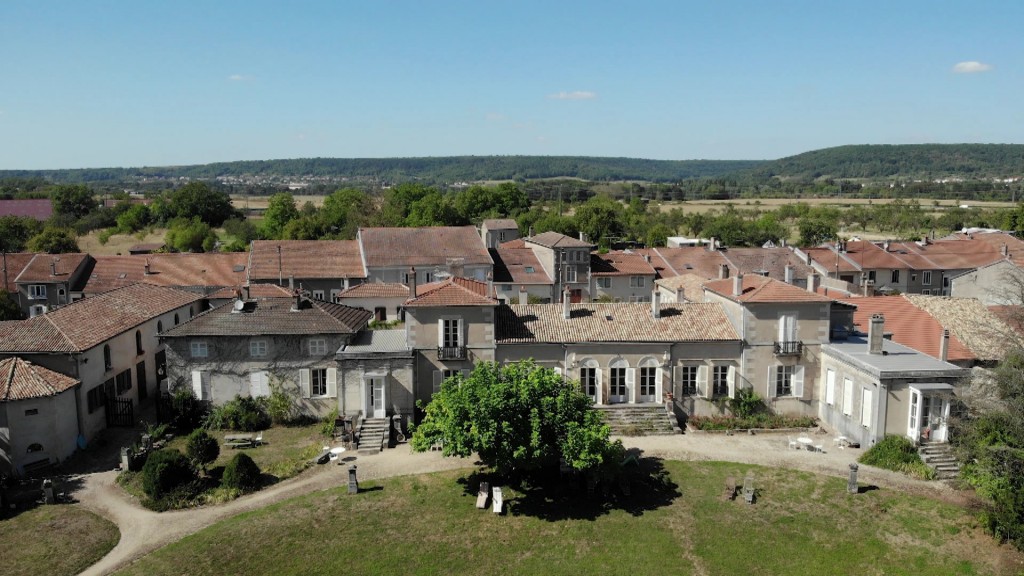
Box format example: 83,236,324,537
233,300,246,312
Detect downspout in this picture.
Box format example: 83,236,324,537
874,381,888,447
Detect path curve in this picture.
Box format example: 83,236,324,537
76,432,951,575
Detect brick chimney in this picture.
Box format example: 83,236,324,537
519,285,528,305
868,314,885,354
651,289,661,319
732,274,743,297
409,267,417,297
940,329,949,362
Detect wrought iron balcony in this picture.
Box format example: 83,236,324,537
437,346,467,360
773,341,803,356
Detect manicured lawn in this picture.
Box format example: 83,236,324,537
0,505,119,576
116,460,1020,576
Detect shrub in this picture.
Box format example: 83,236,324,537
205,395,271,431
141,449,195,500
185,429,220,472
321,408,340,437
222,452,261,491
266,380,295,425
859,435,936,479
169,386,206,433
726,388,765,418
688,414,816,430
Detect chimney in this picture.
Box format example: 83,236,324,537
288,275,294,290
486,271,493,298
863,279,874,297
805,251,812,265
144,259,152,276
940,329,949,362
719,264,730,279
518,285,528,305
868,314,885,354
882,240,891,252
579,231,586,242
409,267,417,297
784,264,794,285
780,238,787,248
708,237,717,251
243,283,251,300
651,289,661,319
1001,243,1009,257
807,273,819,294
921,236,929,246
562,288,571,319
732,274,743,297
676,287,685,302
293,289,302,311
50,261,57,276
528,225,534,237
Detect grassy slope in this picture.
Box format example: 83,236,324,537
116,461,1018,576
0,506,119,576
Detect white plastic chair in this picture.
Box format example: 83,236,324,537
788,437,799,450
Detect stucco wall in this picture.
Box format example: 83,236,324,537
0,391,79,476
337,357,414,420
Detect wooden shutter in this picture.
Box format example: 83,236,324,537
767,367,776,398
843,378,854,415
191,370,205,400
250,372,269,398
626,368,636,403
326,368,338,398
726,365,736,398
793,365,805,398
299,369,311,399
596,367,603,404
697,365,710,399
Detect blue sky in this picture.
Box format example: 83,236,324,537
0,1,1020,169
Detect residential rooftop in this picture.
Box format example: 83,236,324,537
248,240,366,281
85,253,249,295
0,357,79,402
337,282,410,300
823,335,968,379
358,226,492,268
337,329,410,356
15,253,92,284
590,251,657,276
838,295,975,363
405,277,498,308
160,296,372,337
704,275,833,304
490,247,551,285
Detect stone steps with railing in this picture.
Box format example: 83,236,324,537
356,418,389,455
919,441,960,480
596,404,680,436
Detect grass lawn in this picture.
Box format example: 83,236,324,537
0,505,119,576
115,460,1021,576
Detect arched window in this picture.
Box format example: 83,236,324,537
103,344,112,370
579,358,599,401
638,357,660,402
609,358,628,403
135,330,144,355
27,443,43,453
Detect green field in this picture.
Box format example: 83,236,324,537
115,461,1021,576
0,505,119,576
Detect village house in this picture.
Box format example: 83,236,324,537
480,218,521,249
247,239,367,302
83,252,250,297
14,252,94,317
0,357,80,477
519,231,594,302
358,226,493,285
589,250,657,302
489,240,554,304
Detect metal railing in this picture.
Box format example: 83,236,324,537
437,346,467,360
773,341,803,356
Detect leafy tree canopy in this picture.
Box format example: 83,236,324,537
411,360,623,479
165,218,216,253
0,290,23,321
51,184,97,220
26,226,79,253
168,182,238,226
0,215,43,252
260,192,299,238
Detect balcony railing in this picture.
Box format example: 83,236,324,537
437,346,467,360
773,341,803,356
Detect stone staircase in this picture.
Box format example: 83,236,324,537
919,441,960,480
596,404,680,436
356,418,389,455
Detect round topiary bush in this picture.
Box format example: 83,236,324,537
141,449,195,500
185,429,220,472
222,452,261,491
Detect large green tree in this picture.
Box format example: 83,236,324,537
26,227,79,253
168,182,237,226
573,195,624,246
165,218,216,252
411,360,623,479
0,215,43,252
0,290,23,321
51,184,97,220
260,192,300,238
321,188,373,238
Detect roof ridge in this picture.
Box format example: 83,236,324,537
1,358,14,402
41,313,78,351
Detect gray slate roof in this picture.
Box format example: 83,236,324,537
822,335,968,379
161,297,372,337
338,329,411,356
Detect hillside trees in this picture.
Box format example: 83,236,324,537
0,216,43,251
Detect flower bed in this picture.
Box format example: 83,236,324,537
687,414,817,431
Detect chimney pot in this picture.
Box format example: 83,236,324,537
409,266,417,297
676,287,685,302
868,314,885,354
784,264,794,285
732,274,743,297
562,288,571,319
719,264,729,279
518,285,528,305
940,329,950,362
1001,243,1009,257
651,289,661,319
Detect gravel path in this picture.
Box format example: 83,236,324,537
75,431,948,575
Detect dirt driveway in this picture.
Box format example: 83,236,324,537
76,430,946,575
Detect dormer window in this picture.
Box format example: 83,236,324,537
28,285,46,300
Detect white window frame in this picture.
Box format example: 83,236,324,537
842,377,854,416
308,338,327,355
922,289,931,295
250,340,268,358
190,341,209,358
29,304,47,317
891,269,900,283
330,289,342,303
28,284,46,300
677,365,698,396
597,277,612,289
310,368,328,397
922,271,932,285
312,290,325,301
580,360,599,400
774,365,794,397
630,276,646,288
778,312,797,342
439,318,462,348
825,369,836,406
712,364,730,397
564,266,577,283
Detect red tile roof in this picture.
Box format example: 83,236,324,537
650,247,733,280
526,231,593,249
655,274,708,302
590,251,657,276
249,240,366,281
498,238,528,249
206,284,293,300
0,357,79,402
490,247,551,285
359,226,492,268
161,297,372,337
804,247,861,273
15,253,91,284
405,277,498,307
0,199,53,220
722,247,814,281
84,253,249,294
891,239,1004,270
704,275,833,303
338,282,410,299
838,295,975,362
1,253,36,292
0,284,203,353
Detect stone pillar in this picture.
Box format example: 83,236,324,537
848,463,859,494
348,465,359,494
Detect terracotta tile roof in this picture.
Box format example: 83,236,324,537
1,253,36,292
632,248,673,279
526,231,594,249
803,247,861,273
207,284,293,300
989,305,1024,338
0,284,203,353
483,219,518,230
0,199,53,220
704,275,832,303
85,253,249,294
161,297,372,337
404,277,498,307
490,248,552,285
337,282,410,299
891,239,1004,270
650,247,733,280
15,253,92,284
721,248,814,282
904,294,1019,362
0,357,79,402
495,302,739,343
837,295,975,363
655,274,708,302
498,238,528,249
590,251,656,276
359,226,491,268
249,240,366,281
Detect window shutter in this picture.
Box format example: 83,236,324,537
626,368,636,403
432,370,442,394
655,366,663,398
326,368,338,398
727,365,736,398
843,378,854,415
191,370,205,401
249,372,262,398
596,367,603,404
793,365,805,398
825,369,836,405
862,388,873,428
458,319,465,348
697,365,710,399
767,367,776,398
437,319,444,347
673,366,682,397
300,369,311,398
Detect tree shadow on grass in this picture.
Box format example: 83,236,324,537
456,450,680,522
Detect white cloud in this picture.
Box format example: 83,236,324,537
547,90,597,100
952,61,992,74
227,74,250,81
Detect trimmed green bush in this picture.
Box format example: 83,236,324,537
141,449,195,500
688,414,816,430
205,395,271,431
222,452,261,491
185,429,220,471
859,435,935,479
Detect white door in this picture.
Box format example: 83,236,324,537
638,363,657,403
367,378,386,419
922,395,949,442
609,365,628,404
907,389,921,440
